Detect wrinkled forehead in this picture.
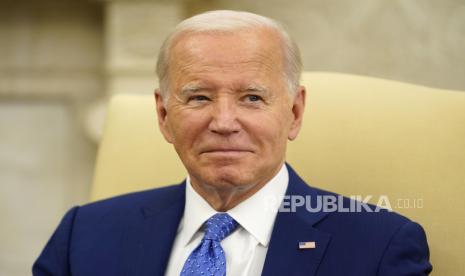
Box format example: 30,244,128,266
168,27,286,71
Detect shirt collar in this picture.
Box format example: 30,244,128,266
178,164,289,247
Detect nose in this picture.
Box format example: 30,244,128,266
208,98,241,135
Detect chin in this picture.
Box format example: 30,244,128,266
199,164,256,188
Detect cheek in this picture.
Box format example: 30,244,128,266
169,111,209,148
244,111,292,148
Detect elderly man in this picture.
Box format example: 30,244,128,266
34,10,432,276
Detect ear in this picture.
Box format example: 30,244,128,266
288,85,306,141
154,89,174,144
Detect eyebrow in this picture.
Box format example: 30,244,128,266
244,84,268,92
180,83,270,96
180,84,206,96
242,84,270,97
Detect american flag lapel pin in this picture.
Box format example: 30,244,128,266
299,241,316,249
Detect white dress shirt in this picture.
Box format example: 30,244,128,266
165,164,289,276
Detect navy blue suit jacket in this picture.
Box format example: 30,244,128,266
33,165,432,275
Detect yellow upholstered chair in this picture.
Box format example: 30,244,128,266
91,72,465,275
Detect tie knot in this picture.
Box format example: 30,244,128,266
203,213,238,241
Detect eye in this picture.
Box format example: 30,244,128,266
189,95,210,102
245,94,263,102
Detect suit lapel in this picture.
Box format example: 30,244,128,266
262,165,332,276
120,183,186,276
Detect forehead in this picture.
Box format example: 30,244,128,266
167,28,285,83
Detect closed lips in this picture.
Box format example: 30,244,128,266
200,148,254,154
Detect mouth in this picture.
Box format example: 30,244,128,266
200,148,253,157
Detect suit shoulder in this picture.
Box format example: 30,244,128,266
76,183,185,221
311,186,413,231
286,166,414,231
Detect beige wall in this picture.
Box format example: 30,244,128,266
185,0,465,91
1,0,463,275
0,101,96,275
0,1,103,275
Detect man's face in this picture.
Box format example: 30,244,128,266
156,28,305,195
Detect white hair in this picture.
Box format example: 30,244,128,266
156,10,302,101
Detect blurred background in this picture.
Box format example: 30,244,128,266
0,0,464,275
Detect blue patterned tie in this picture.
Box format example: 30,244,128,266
180,213,238,276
